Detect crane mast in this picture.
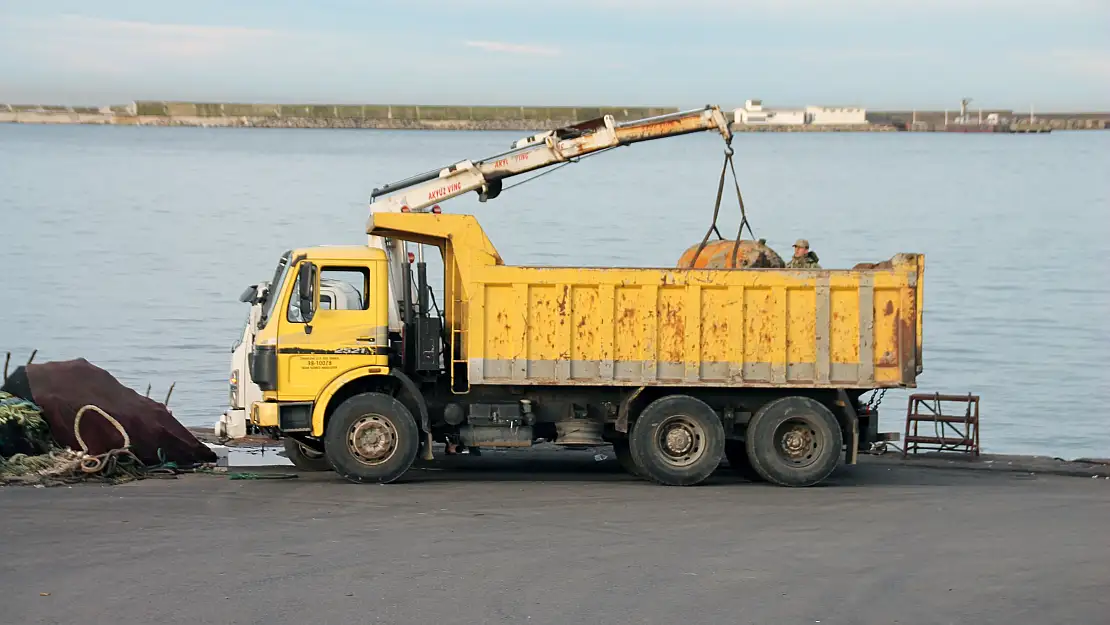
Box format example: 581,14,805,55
367,105,734,331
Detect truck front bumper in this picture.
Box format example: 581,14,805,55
250,401,279,428
215,408,249,439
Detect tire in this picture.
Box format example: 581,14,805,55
283,437,331,472
629,395,725,486
745,396,843,487
324,392,420,484
724,439,763,482
611,439,644,478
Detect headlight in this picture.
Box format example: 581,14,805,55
229,369,240,406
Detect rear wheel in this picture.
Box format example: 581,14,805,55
611,439,643,478
629,395,724,486
724,439,762,482
324,392,420,484
283,437,331,472
745,396,842,487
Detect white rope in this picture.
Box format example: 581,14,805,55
74,404,131,452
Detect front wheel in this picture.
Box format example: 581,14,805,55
283,437,331,472
745,396,842,487
629,395,725,486
324,392,420,484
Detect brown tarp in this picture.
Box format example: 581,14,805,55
12,358,216,466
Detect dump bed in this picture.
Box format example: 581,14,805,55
369,214,924,390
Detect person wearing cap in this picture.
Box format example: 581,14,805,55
786,238,821,269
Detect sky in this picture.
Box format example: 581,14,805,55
0,0,1108,110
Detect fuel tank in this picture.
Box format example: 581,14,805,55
676,239,785,269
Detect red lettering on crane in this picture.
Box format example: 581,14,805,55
493,158,509,168
427,181,464,201
513,153,529,162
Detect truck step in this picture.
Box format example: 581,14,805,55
903,393,980,457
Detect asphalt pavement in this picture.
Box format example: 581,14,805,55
2,449,1107,625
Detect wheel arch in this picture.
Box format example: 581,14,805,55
615,386,674,435
310,366,395,437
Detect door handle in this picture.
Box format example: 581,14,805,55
355,337,375,342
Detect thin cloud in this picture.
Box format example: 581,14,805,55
1015,49,1110,80
464,40,561,57
55,14,279,40
425,0,1105,17
7,14,282,66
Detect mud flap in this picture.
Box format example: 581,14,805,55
835,389,859,465
389,369,434,461
615,386,645,434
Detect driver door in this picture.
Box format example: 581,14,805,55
276,259,388,401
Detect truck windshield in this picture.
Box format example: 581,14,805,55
259,251,292,328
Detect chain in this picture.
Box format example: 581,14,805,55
865,388,888,412
687,139,757,269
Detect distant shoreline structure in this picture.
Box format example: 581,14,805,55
1,100,1107,132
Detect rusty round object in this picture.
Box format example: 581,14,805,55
655,415,705,468
676,239,785,270
774,419,821,467
346,414,399,466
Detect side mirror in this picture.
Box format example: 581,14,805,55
297,262,315,323
239,285,258,303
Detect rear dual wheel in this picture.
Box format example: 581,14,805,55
611,439,643,478
744,396,842,487
629,395,725,486
724,440,762,482
625,394,842,487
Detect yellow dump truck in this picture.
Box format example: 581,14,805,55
245,106,924,487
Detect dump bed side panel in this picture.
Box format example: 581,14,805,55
464,258,922,389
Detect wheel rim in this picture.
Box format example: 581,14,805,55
347,414,399,466
773,417,824,468
655,415,706,468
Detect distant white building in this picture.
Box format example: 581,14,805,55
734,99,806,125
735,99,769,124
805,105,867,125
768,109,806,125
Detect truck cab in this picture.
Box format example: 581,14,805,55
215,267,372,439
247,246,397,434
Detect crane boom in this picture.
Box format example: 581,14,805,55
367,105,734,331
368,105,732,215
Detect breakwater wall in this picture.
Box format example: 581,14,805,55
3,101,1107,131
0,101,678,131
868,109,1108,131
731,123,897,132
134,101,676,124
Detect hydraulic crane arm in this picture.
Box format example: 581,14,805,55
367,105,734,332
368,105,733,215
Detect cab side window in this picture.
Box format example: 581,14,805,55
319,268,369,311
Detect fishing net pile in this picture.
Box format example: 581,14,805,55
1,358,218,486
